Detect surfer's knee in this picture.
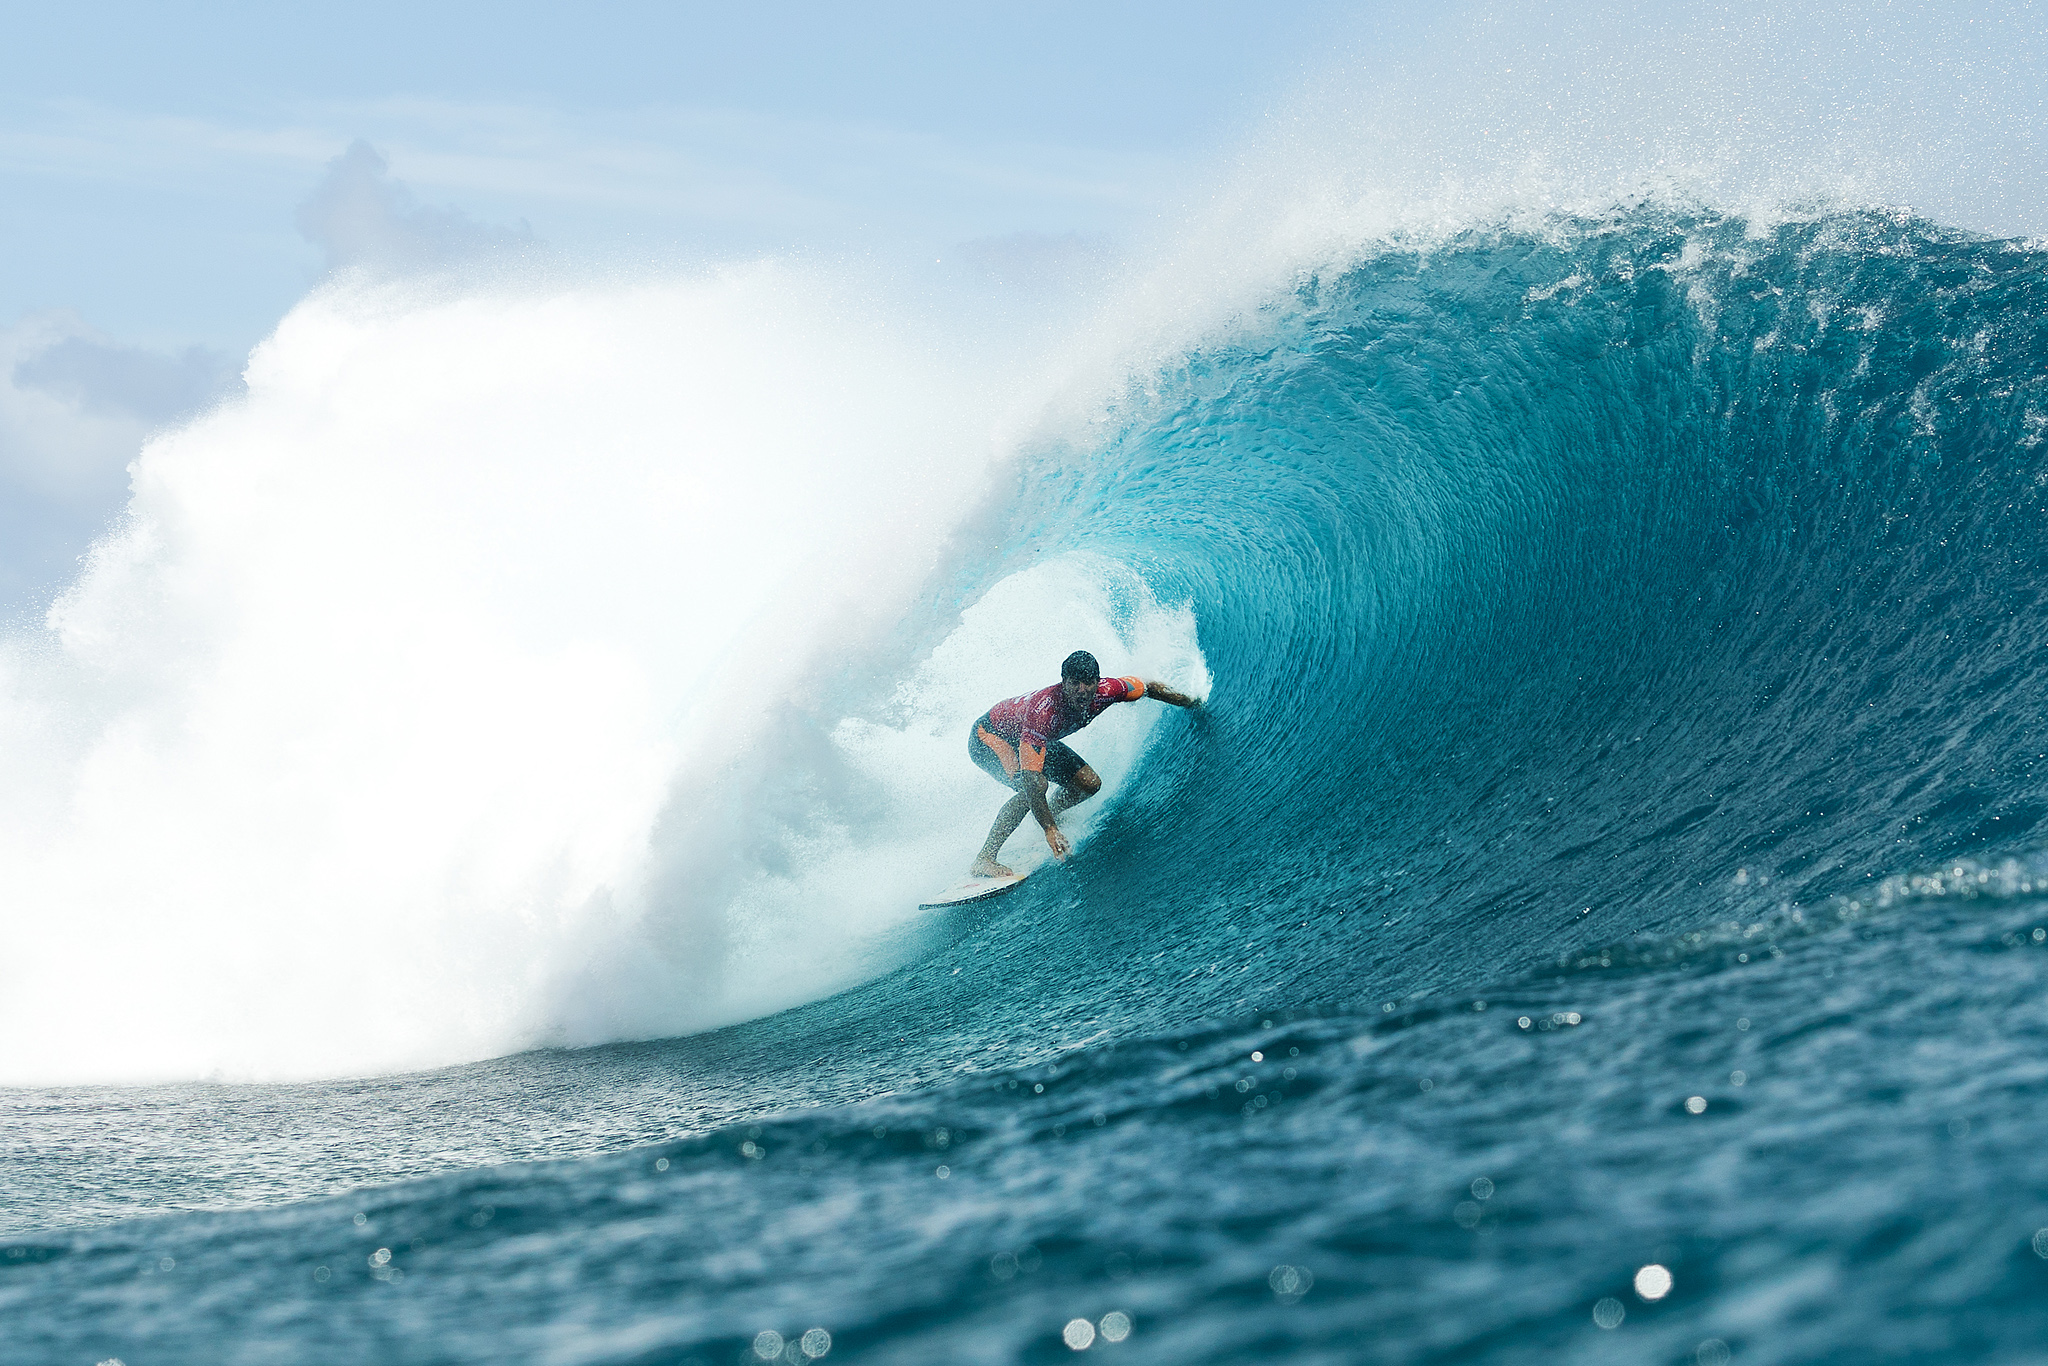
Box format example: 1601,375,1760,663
1069,767,1101,798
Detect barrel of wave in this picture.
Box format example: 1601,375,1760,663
680,554,1211,1020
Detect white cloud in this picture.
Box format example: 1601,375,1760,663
13,328,237,424
0,313,241,611
296,139,538,275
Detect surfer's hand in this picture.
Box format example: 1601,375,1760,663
1045,825,1071,860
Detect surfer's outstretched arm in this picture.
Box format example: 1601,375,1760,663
1142,680,1201,708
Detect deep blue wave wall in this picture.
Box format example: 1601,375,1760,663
976,208,2048,1015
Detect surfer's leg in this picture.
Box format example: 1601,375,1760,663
1045,745,1099,813
968,720,1029,875
1050,763,1100,813
972,792,1033,876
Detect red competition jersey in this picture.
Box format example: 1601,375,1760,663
984,676,1147,771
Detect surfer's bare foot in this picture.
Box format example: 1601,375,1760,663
970,858,1014,878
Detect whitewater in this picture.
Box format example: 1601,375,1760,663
10,5,2048,1362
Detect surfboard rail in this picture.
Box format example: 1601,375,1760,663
917,872,1028,909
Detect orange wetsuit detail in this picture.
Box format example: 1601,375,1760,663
975,724,1022,776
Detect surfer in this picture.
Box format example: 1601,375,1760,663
967,650,1200,876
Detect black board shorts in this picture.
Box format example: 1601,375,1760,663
969,715,1086,789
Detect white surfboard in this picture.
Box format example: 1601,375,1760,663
918,872,1028,909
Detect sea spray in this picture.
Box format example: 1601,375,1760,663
0,263,1068,1083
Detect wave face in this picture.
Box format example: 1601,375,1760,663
11,209,2048,1362
958,205,2048,1027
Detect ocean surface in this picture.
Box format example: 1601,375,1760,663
9,206,2048,1364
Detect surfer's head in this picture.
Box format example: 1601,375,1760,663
1060,650,1100,707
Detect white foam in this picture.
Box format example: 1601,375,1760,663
0,264,1034,1081
0,256,1214,1085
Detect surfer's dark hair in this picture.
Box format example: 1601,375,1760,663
1061,650,1101,682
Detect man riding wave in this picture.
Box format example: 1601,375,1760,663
967,650,1200,876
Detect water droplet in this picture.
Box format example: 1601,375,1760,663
1635,1264,1673,1300
1099,1312,1131,1342
1593,1297,1625,1329
1063,1318,1096,1350
1267,1264,1313,1300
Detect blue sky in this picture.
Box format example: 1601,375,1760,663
8,1,2039,358
3,2,1366,352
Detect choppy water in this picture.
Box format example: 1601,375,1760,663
10,208,2048,1364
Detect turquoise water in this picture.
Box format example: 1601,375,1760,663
9,208,2048,1363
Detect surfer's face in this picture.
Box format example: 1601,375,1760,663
1062,676,1096,710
